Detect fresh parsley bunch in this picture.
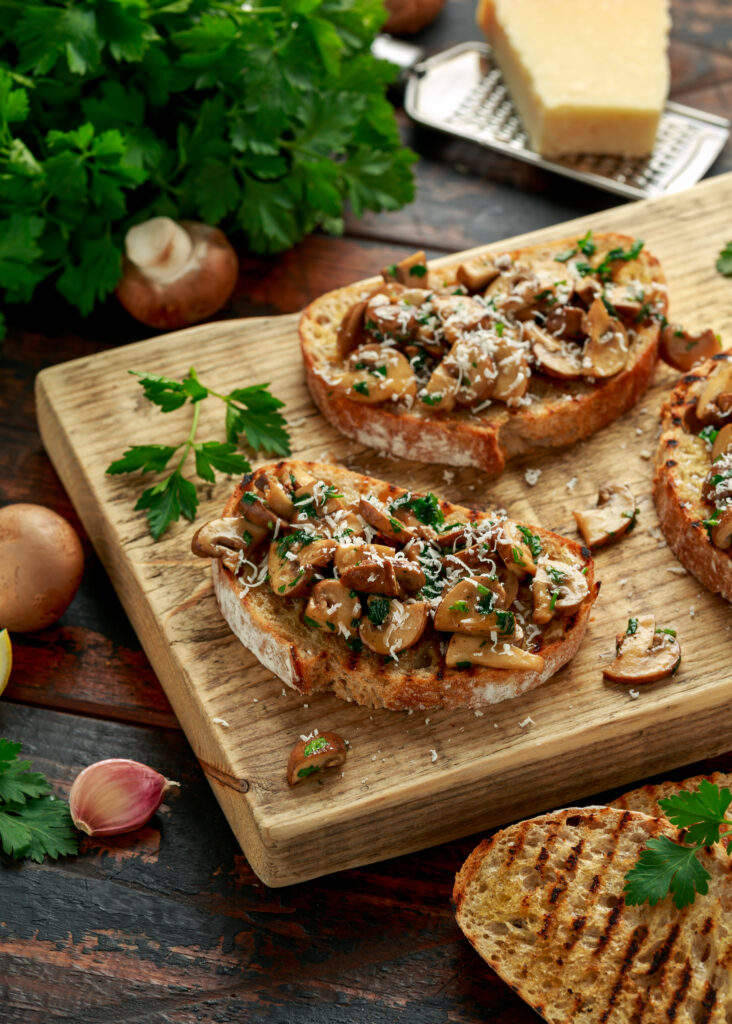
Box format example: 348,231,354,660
107,368,291,538
624,779,732,909
0,738,78,862
0,0,416,334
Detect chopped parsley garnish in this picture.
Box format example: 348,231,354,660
388,517,403,532
346,636,363,653
421,393,443,406
716,242,732,277
385,264,397,278
455,660,472,669
699,425,719,446
621,508,640,532
554,246,577,264
276,530,318,558
449,600,470,614
303,736,330,757
241,492,259,505
409,264,428,278
546,565,566,586
601,294,619,318
626,617,639,636
656,627,677,637
516,525,542,559
495,610,515,635
303,615,320,629
577,230,596,257
702,508,722,538
476,590,497,615
353,380,370,396
297,764,321,779
511,545,525,566
549,591,559,611
367,597,391,626
390,492,445,528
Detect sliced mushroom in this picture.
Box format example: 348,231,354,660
430,295,491,343
445,634,545,671
581,298,629,378
421,337,496,411
303,580,361,636
441,541,498,577
695,359,732,425
335,544,425,596
526,322,583,380
544,304,585,341
191,515,267,571
359,599,429,656
532,558,589,625
239,492,291,532
702,452,732,506
659,324,720,372
711,423,732,462
456,256,500,293
710,506,732,550
434,578,522,637
252,473,295,519
359,497,417,545
494,521,540,578
603,615,681,683
364,296,419,341
491,335,530,402
268,536,336,597
382,250,429,286
336,344,417,405
286,732,347,786
291,480,344,520
573,484,637,549
572,277,602,308
601,285,643,322
337,298,369,359
486,267,542,318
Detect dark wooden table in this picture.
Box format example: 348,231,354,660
2,3,731,1021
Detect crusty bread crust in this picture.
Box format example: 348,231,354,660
210,460,598,711
300,233,665,473
609,772,732,817
453,806,732,1023
653,352,732,602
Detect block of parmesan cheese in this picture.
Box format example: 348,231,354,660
476,0,671,157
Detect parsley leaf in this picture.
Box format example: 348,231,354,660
107,368,290,539
624,781,732,909
716,242,732,277
0,739,78,863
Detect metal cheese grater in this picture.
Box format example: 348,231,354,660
377,38,730,201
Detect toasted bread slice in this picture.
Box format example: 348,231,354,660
453,806,732,1023
195,460,598,710
653,352,732,602
300,233,665,473
610,772,732,818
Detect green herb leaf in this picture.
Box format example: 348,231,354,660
624,835,711,910
367,596,391,626
0,739,78,863
135,471,198,539
716,242,732,277
658,780,732,848
106,444,179,476
516,524,542,559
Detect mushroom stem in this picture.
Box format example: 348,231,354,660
125,217,195,284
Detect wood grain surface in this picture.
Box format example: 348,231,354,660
35,172,732,886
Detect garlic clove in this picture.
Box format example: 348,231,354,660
69,758,179,837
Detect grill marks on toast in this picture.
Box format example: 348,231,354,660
454,807,732,1024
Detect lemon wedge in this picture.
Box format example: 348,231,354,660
0,628,12,695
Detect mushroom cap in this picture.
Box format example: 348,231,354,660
445,634,545,671
359,599,429,656
581,298,630,378
696,359,732,425
659,324,720,372
711,423,732,462
116,220,238,330
710,506,732,550
573,483,636,549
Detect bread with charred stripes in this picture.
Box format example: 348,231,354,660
300,233,666,474
453,806,732,1023
196,459,598,711
609,772,732,818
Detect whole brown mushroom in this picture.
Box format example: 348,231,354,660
383,0,446,35
0,504,84,632
116,217,238,330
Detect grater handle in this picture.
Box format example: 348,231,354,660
371,34,425,72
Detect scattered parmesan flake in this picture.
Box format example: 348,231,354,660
430,749,438,763
407,709,414,715
281,689,287,696
618,578,628,586
494,723,499,728
566,476,578,493
213,717,230,727
288,416,307,428
629,689,640,700
525,468,542,486
519,716,534,728
474,710,484,718
640,407,648,414
425,718,430,725
635,427,644,436
303,703,309,708
252,698,259,703
443,470,455,485
371,755,377,761
620,442,627,450
689,606,696,618
639,449,652,460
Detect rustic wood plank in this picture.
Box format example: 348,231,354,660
2,704,730,1024
33,173,732,886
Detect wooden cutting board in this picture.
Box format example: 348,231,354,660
36,172,732,887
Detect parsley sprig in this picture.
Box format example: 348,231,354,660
107,368,290,539
716,242,732,277
624,780,732,909
0,739,78,862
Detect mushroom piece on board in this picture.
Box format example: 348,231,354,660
659,323,720,372
573,483,637,549
695,360,732,425
603,615,681,683
191,516,267,571
532,558,590,625
286,732,347,786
